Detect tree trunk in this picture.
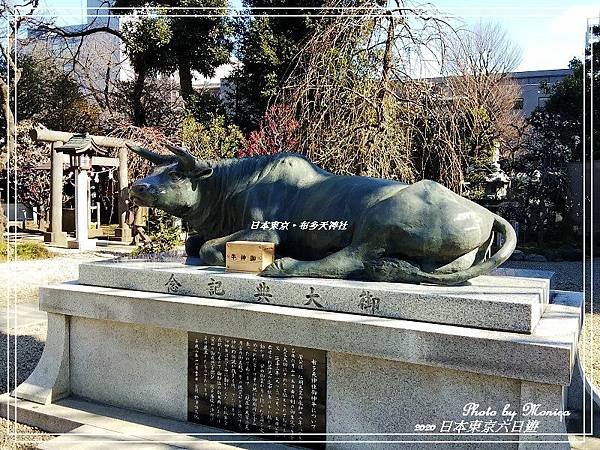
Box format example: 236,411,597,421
1,81,16,244
132,63,147,126
377,12,395,125
536,228,544,247
177,54,194,105
1,2,37,243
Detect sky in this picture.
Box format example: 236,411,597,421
36,0,600,72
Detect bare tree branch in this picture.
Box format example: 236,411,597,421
36,23,123,41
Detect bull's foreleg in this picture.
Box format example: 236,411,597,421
198,229,281,266
260,245,379,279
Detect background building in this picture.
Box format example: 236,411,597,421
511,69,573,116
27,0,231,104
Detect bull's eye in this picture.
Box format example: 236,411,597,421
169,171,183,181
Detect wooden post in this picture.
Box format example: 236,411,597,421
43,143,67,246
115,146,132,242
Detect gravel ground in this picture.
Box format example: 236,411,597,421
502,258,600,388
0,249,128,448
0,418,52,449
0,324,46,394
501,259,594,299
0,324,53,449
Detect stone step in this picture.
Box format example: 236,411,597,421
38,281,581,386
0,394,293,449
37,424,179,449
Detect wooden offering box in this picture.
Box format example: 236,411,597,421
225,241,275,273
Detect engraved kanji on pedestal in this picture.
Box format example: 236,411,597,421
165,274,182,294
304,287,323,308
358,290,381,314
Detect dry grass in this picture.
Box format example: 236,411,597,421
0,242,54,262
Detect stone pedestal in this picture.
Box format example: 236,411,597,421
12,261,585,449
66,238,96,250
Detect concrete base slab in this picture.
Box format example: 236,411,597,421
2,393,583,449
38,281,581,386
0,394,292,449
569,435,600,449
9,266,586,449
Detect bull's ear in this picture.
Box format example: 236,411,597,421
190,167,213,191
192,167,213,179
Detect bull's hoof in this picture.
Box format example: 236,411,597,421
199,246,225,266
260,258,292,277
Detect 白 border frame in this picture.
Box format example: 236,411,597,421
4,4,596,446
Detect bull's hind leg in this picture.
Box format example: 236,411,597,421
262,249,447,284
260,245,379,279
362,257,425,283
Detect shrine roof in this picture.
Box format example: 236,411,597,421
60,134,108,156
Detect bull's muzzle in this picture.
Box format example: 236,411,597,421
129,183,156,206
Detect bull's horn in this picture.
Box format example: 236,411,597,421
166,142,195,170
126,143,171,165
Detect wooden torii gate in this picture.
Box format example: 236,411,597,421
30,126,132,249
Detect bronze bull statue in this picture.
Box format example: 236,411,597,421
127,143,516,285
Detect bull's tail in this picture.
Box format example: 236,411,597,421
365,214,517,285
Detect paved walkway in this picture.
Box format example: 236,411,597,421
0,303,46,333
0,246,131,306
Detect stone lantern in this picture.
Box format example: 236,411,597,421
485,161,510,200
484,145,510,201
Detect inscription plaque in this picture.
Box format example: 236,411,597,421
188,332,327,447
